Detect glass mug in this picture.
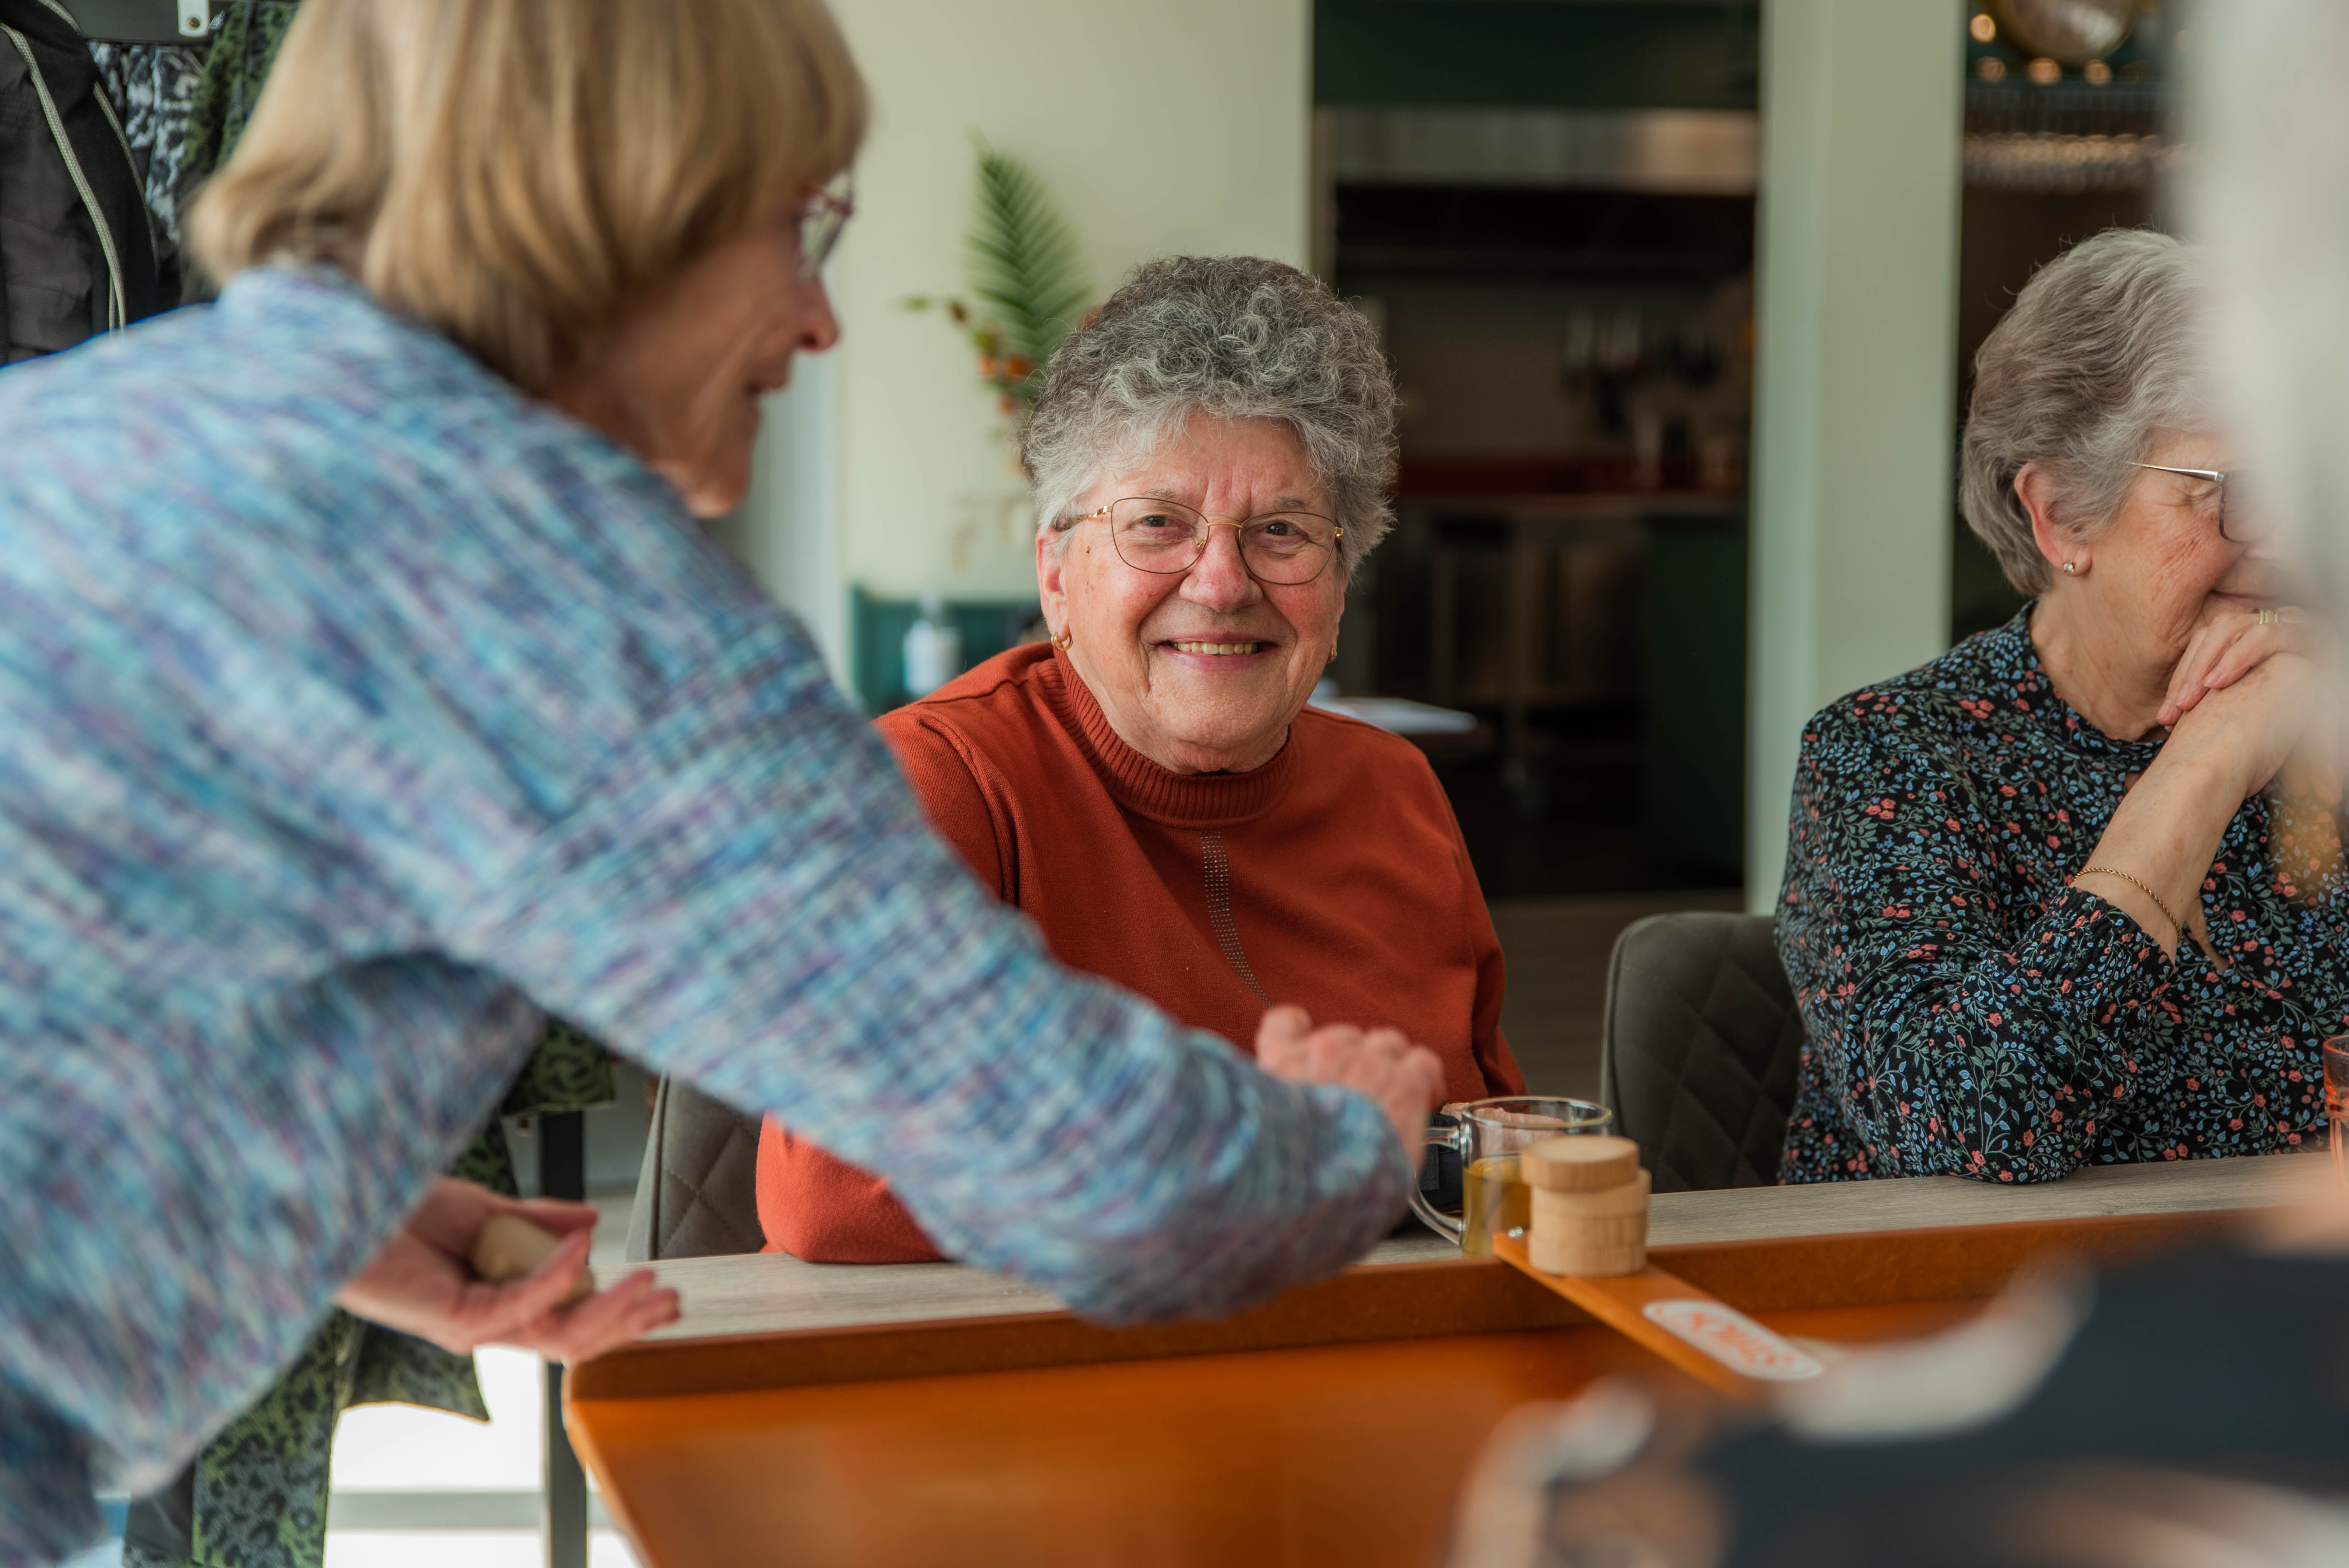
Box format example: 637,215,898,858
2325,1036,2349,1191
1411,1096,1614,1255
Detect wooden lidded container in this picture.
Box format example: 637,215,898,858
1520,1134,1648,1276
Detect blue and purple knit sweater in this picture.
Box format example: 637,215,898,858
0,268,1406,1563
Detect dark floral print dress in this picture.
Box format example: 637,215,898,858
1777,606,2347,1183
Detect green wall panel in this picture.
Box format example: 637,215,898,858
1316,1,1760,111
850,589,1043,714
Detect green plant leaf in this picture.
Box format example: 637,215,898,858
963,140,1091,386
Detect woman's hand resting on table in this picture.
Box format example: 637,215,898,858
1255,1005,1447,1159
2157,606,2342,807
334,1177,680,1362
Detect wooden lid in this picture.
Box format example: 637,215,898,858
1520,1134,1640,1192
1530,1167,1650,1218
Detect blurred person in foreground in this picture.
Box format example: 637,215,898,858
0,0,1447,1557
1443,1211,2349,1568
760,258,1524,1261
1776,228,2347,1185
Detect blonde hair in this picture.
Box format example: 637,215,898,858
188,0,866,392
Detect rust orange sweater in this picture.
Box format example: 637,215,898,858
757,644,1522,1262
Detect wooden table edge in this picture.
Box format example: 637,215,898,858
566,1201,2268,1405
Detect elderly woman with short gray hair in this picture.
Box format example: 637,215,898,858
760,256,1523,1259
1777,228,2346,1185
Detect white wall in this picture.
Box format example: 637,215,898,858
1745,0,1963,910
792,0,1314,609
715,354,847,681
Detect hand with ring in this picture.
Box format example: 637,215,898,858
2156,603,2322,730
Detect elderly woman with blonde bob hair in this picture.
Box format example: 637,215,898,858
761,257,1525,1260
0,0,1444,1553
1777,228,2349,1185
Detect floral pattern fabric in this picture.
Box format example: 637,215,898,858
1776,606,2347,1183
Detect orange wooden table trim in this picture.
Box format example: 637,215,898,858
1489,1234,1766,1398
565,1255,1576,1402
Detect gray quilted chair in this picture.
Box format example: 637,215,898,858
624,1076,767,1261
1597,912,1807,1192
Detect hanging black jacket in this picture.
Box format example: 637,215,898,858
0,0,161,361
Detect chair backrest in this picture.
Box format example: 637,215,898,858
624,1076,766,1261
1598,911,1805,1192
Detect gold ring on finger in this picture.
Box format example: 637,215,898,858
2259,607,2281,624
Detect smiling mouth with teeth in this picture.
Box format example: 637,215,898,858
1169,641,1268,655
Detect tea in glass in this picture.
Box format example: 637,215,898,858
1459,1154,1532,1255
1411,1096,1612,1255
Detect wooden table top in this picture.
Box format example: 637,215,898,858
622,1152,2322,1344
571,1155,2328,1567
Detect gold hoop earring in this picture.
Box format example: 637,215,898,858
1055,631,1073,651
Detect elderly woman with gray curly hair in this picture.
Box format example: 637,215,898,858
760,257,1525,1259
1777,227,2349,1185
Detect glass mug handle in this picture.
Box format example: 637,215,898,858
1406,1121,1466,1242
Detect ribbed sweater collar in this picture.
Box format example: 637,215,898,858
1040,650,1297,827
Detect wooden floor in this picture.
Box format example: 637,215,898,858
1490,889,1745,1101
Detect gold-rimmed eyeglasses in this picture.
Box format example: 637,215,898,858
2136,463,2264,543
1071,497,1343,586
795,175,854,280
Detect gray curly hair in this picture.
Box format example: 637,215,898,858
1960,228,2211,596
1021,255,1396,576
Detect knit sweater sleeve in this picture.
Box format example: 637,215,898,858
463,618,1412,1321
1777,697,2178,1182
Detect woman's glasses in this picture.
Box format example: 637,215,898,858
1074,497,1344,586
795,175,854,279
2135,463,2264,543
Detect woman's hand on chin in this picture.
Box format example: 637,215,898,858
2158,604,2330,728
1255,1004,1446,1159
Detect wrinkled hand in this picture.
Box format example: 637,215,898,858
1255,1005,1446,1158
2168,649,2339,806
2158,605,2329,727
334,1178,680,1363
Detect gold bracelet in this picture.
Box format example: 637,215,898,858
2074,866,2183,939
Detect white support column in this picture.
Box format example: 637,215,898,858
1745,0,1963,911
